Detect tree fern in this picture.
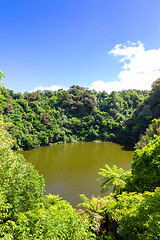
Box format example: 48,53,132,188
97,164,131,194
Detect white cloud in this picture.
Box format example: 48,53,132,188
32,85,67,92
90,41,160,93
32,42,160,94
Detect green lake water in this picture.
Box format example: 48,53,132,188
22,142,134,207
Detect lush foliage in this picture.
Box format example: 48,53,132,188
12,195,94,239
97,164,131,194
124,79,160,144
77,194,114,238
0,119,45,216
0,70,4,83
111,188,160,240
0,85,149,150
78,188,160,239
0,119,94,239
135,118,160,149
128,135,160,192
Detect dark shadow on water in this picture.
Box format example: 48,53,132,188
120,144,135,151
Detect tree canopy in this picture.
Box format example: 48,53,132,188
129,135,160,192
0,84,149,150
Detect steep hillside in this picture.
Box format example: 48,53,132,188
0,86,148,150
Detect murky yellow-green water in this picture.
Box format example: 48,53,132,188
22,142,134,207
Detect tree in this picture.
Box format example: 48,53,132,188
151,78,160,92
129,135,160,192
0,70,4,99
77,189,160,239
135,118,160,150
107,188,160,240
97,164,131,194
0,70,4,82
0,119,45,221
77,194,112,236
12,195,94,239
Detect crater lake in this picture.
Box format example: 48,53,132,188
22,142,134,207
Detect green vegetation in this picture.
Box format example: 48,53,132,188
97,164,131,195
135,118,160,150
129,135,160,192
0,118,94,239
0,72,160,238
0,84,149,150
78,189,160,239
124,78,160,144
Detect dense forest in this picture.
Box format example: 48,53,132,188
0,71,160,239
0,81,151,150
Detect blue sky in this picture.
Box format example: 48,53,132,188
1,0,160,93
